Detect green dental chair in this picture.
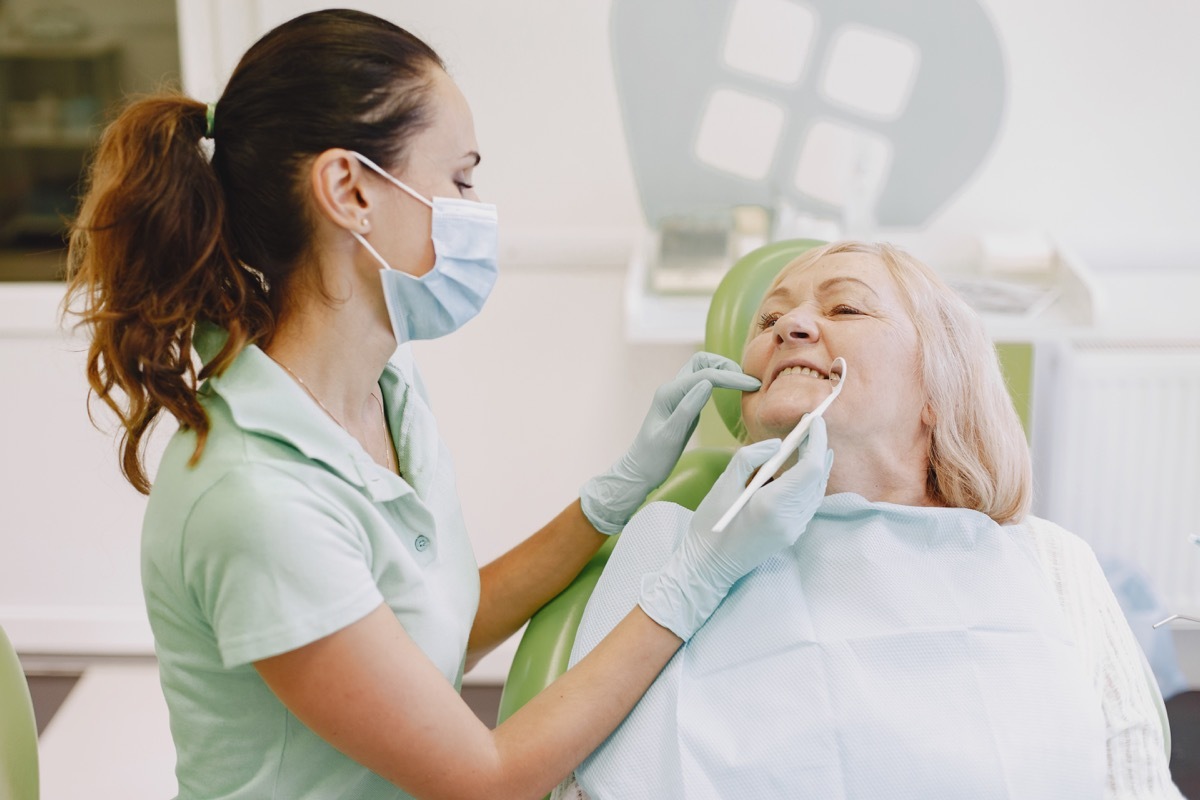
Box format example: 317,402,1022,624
497,239,1035,725
0,625,39,800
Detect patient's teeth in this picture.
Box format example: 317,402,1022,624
776,365,831,379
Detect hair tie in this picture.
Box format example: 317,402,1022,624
205,102,216,139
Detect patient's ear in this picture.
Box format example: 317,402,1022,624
921,403,935,427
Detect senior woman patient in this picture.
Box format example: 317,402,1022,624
558,241,1182,799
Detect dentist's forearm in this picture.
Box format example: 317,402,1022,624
488,605,682,797
467,499,607,665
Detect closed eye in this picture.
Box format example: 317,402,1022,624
757,312,780,330
832,304,862,315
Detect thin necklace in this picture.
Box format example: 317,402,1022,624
370,391,396,473
268,354,394,473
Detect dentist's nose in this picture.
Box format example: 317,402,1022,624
775,307,819,344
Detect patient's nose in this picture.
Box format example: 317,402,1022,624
775,307,819,344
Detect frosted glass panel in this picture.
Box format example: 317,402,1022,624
821,25,920,119
695,89,786,180
793,120,892,207
722,0,817,84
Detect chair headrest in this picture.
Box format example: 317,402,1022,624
705,239,827,440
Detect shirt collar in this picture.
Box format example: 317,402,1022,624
195,322,422,503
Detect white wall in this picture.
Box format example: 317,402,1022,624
0,290,164,655
936,0,1200,272
179,0,1200,273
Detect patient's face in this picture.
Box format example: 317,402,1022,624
740,252,927,446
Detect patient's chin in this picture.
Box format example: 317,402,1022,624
743,407,805,443
744,387,821,432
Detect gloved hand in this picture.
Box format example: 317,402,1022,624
580,352,761,535
639,417,833,641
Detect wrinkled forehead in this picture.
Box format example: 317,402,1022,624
760,251,902,309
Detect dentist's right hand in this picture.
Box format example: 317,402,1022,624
639,417,833,640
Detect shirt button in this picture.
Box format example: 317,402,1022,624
414,535,430,552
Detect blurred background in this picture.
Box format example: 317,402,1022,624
1,1,1199,796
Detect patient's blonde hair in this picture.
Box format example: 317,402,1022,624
754,241,1031,524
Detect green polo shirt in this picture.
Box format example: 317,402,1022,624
141,326,480,799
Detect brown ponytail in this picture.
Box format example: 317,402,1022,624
65,10,443,493
66,94,272,494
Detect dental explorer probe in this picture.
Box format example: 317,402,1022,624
711,357,847,534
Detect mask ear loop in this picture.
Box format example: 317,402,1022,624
347,151,433,276
349,151,434,208
352,230,404,274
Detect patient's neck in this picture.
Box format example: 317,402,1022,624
823,439,940,508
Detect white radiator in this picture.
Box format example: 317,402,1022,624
1033,340,1200,617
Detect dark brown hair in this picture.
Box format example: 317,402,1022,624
65,9,444,493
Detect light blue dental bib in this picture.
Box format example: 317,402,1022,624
570,495,1106,800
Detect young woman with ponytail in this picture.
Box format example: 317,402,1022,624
65,9,831,799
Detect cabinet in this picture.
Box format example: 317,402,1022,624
0,37,120,246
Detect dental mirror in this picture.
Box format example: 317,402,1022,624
712,357,847,534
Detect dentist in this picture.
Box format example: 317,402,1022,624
65,9,831,800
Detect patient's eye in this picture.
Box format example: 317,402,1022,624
831,304,862,315
757,311,780,330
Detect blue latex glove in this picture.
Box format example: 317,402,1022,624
639,417,833,641
580,352,761,535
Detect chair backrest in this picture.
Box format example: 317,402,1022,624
496,238,1035,724
0,625,39,800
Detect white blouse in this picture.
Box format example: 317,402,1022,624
552,516,1183,799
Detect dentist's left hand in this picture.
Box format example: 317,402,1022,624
580,352,761,534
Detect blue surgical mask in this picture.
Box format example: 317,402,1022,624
349,152,499,344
